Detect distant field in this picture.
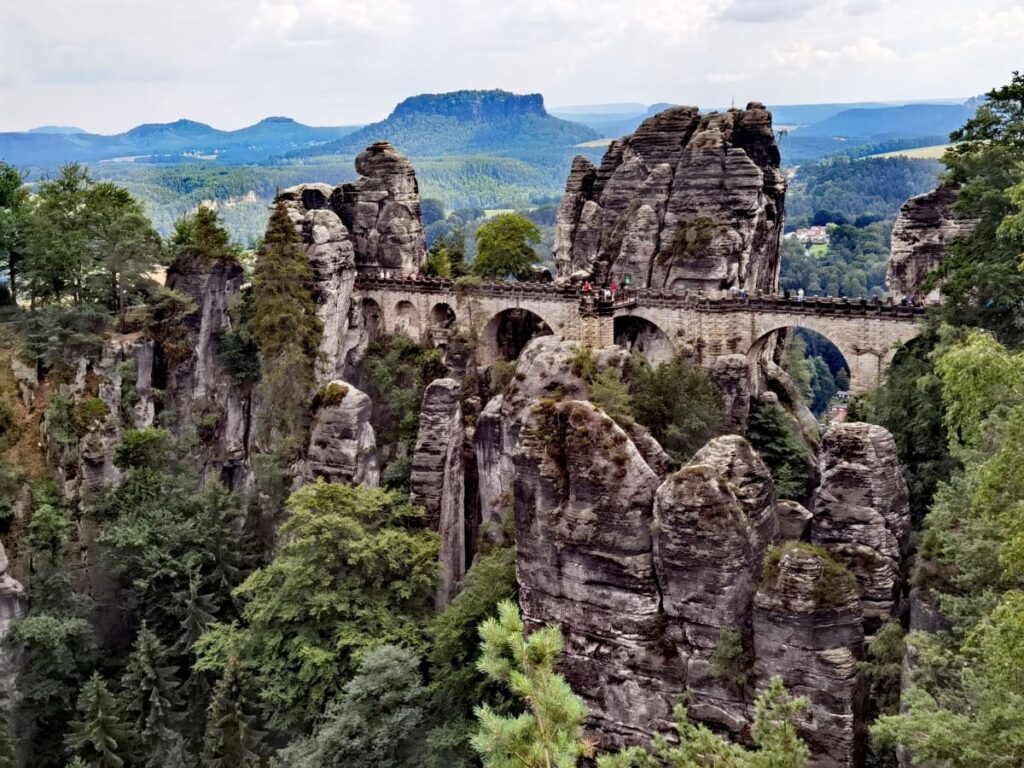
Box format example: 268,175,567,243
869,143,951,159
575,138,614,148
808,243,829,258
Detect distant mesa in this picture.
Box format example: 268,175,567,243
27,125,86,135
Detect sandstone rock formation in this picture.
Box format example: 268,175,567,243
304,382,379,487
276,142,426,383
812,423,910,632
692,435,778,559
712,354,752,430
653,463,759,735
776,499,813,541
887,184,977,302
410,378,465,607
513,399,679,744
0,539,27,710
553,104,785,294
753,543,865,767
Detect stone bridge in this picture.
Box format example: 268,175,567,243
353,275,926,394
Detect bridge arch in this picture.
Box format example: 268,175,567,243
747,321,878,397
479,307,554,365
430,302,457,329
614,315,674,365
393,300,421,341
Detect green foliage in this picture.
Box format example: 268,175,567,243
426,542,518,766
0,161,28,301
113,427,174,470
139,286,198,367
317,381,349,407
65,673,132,768
169,206,239,269
19,305,109,373
779,220,893,298
72,398,110,436
28,501,72,560
426,227,469,277
630,354,726,463
472,213,541,280
598,677,810,768
746,404,812,500
708,627,749,686
279,645,427,768
662,217,717,264
220,326,261,385
931,72,1024,344
23,164,163,320
761,542,857,606
362,334,447,489
591,369,633,425
472,600,594,768
195,481,439,730
202,657,265,768
119,626,184,765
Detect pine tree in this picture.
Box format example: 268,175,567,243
120,626,184,765
247,201,322,451
202,657,265,768
471,600,594,768
65,673,132,768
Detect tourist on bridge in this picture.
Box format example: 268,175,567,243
582,280,592,294
610,280,619,299
797,288,805,302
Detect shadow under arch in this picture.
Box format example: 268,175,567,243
479,308,553,365
614,315,674,365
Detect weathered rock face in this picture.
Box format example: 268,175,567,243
753,544,866,767
474,336,630,525
653,463,759,735
339,142,426,274
887,185,977,302
553,104,785,294
0,539,27,713
304,382,379,487
514,399,680,744
812,423,910,632
712,354,752,430
276,142,426,383
692,435,778,560
409,378,465,608
165,257,250,485
776,499,813,541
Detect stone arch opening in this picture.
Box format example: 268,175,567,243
394,300,421,340
748,326,853,417
430,302,456,330
480,308,553,365
614,315,674,365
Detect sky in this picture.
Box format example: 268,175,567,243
1,0,1022,133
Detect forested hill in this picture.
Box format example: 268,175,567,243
291,89,599,160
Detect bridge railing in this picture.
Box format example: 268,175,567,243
352,273,926,319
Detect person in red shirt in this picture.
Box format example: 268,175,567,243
582,280,592,293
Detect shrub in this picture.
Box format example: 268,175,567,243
220,327,261,385
746,403,812,500
708,627,750,685
113,428,174,470
318,382,350,408
761,542,857,606
72,398,110,435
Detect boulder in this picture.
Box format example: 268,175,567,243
776,499,813,541
304,382,379,487
753,543,866,767
409,379,465,607
813,423,910,631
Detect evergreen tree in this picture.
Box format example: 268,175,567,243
0,160,28,301
247,200,321,452
202,657,265,768
119,626,183,764
65,673,132,768
471,600,594,768
169,207,239,268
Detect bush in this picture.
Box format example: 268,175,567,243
72,398,110,435
708,627,749,685
220,327,261,385
113,428,174,470
318,381,350,407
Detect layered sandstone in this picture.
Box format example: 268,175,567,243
554,104,785,294
409,378,465,607
887,185,977,302
304,382,379,487
812,423,910,631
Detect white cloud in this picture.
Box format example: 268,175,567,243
0,0,1017,133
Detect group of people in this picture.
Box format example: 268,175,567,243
580,279,622,303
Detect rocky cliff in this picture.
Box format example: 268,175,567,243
887,184,977,302
553,104,786,293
